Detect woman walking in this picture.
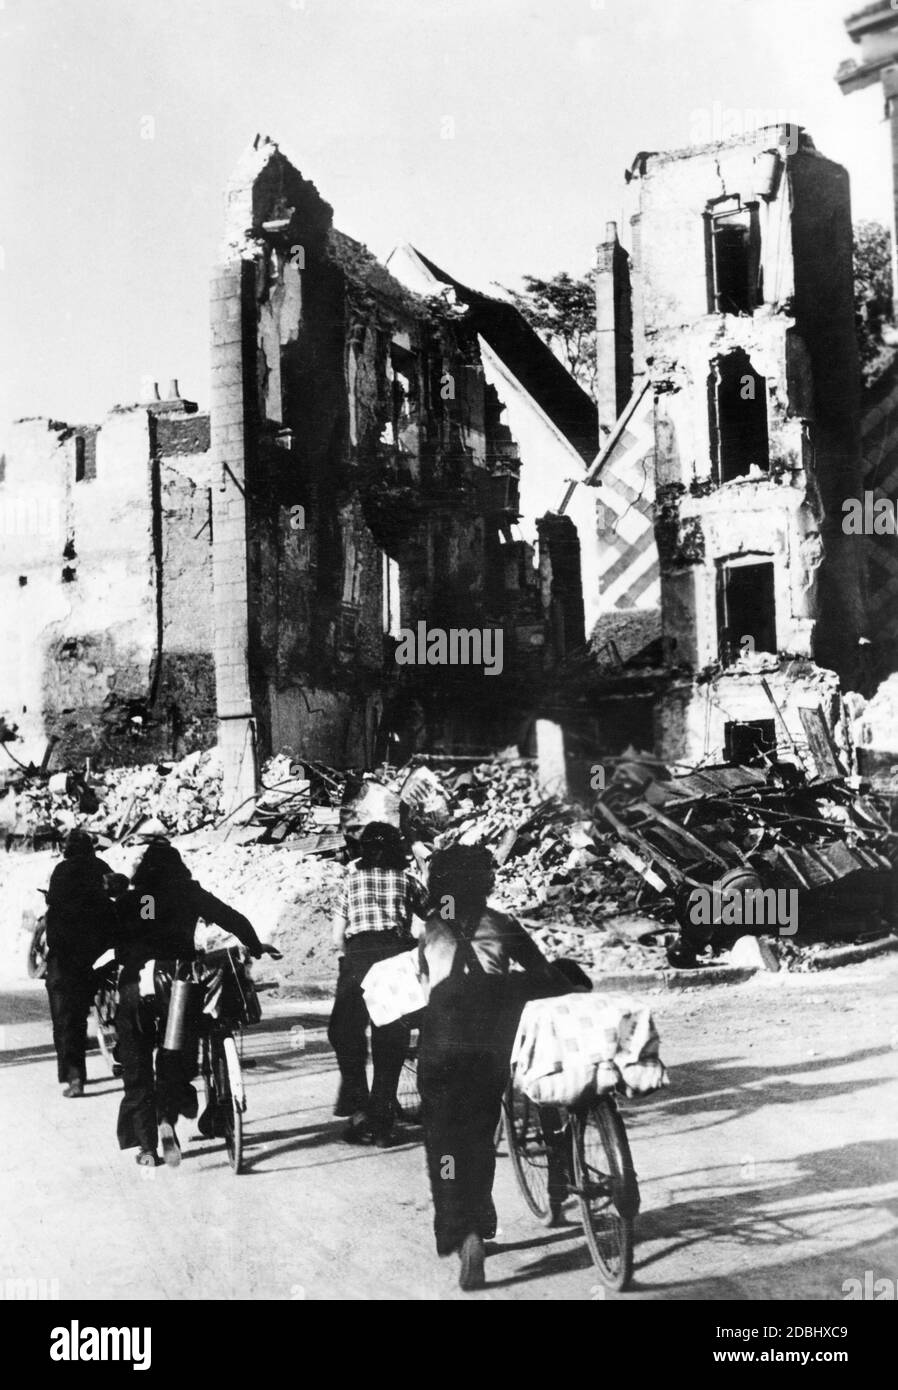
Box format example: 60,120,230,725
327,821,428,1146
417,844,569,1291
44,828,116,1097
113,838,280,1167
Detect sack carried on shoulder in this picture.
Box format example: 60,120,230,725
362,948,429,1027
510,993,668,1108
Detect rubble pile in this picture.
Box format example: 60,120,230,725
2,739,894,988
0,750,224,845
178,839,345,986
422,753,664,974
850,674,898,753
404,749,897,972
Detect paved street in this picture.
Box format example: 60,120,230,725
1,956,896,1301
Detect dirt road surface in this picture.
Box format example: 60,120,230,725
1,956,896,1301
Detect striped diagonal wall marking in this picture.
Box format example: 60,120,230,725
860,381,898,649
594,387,658,610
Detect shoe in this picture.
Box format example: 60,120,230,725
370,1127,401,1149
458,1233,486,1292
136,1150,159,1167
343,1119,372,1145
159,1120,181,1167
62,1081,84,1098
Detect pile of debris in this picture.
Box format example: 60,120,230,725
208,753,344,853
0,749,224,846
396,748,897,972
405,753,665,974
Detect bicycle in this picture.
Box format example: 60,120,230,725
92,953,121,1076
394,1025,422,1125
393,1026,506,1149
503,1081,639,1291
195,947,259,1175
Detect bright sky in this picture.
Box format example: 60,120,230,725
0,0,890,435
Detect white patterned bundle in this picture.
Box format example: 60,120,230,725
361,949,429,1026
510,994,668,1107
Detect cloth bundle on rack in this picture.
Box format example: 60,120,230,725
510,993,668,1107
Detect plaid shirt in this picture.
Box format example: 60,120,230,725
337,865,429,940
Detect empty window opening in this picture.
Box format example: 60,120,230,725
74,437,86,482
62,566,76,584
709,350,769,482
718,559,776,664
724,719,777,765
18,575,27,587
706,198,761,315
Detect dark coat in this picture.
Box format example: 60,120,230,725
45,854,115,967
114,878,263,984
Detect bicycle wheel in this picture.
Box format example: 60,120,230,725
92,1006,119,1075
395,1048,421,1124
92,979,120,1076
570,1098,637,1291
503,1082,561,1226
26,917,47,980
214,1033,244,1174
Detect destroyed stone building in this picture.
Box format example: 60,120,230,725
210,137,598,807
838,1,898,737
0,388,214,770
577,125,867,770
3,121,892,800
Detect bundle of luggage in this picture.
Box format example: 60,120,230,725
510,994,668,1107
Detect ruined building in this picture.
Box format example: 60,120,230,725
838,1,898,699
574,126,866,766
211,137,598,806
0,387,215,769
5,124,874,791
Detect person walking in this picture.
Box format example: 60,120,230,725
44,828,116,1098
327,821,428,1146
113,838,280,1167
417,844,571,1291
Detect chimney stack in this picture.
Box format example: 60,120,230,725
595,222,634,435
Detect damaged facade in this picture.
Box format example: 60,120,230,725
0,387,215,769
838,2,898,736
4,123,883,795
581,126,866,768
211,137,598,807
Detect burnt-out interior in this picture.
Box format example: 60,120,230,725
709,349,770,482
724,718,777,764
717,558,777,662
215,142,602,771
706,197,762,316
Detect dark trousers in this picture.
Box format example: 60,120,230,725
45,955,95,1085
419,972,525,1256
115,981,199,1152
327,932,410,1131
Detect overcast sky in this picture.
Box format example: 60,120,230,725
0,0,890,434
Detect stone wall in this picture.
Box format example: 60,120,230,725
0,401,214,772
211,137,582,803
614,128,865,765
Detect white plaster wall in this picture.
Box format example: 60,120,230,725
477,338,601,633
658,665,843,767
0,410,156,767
